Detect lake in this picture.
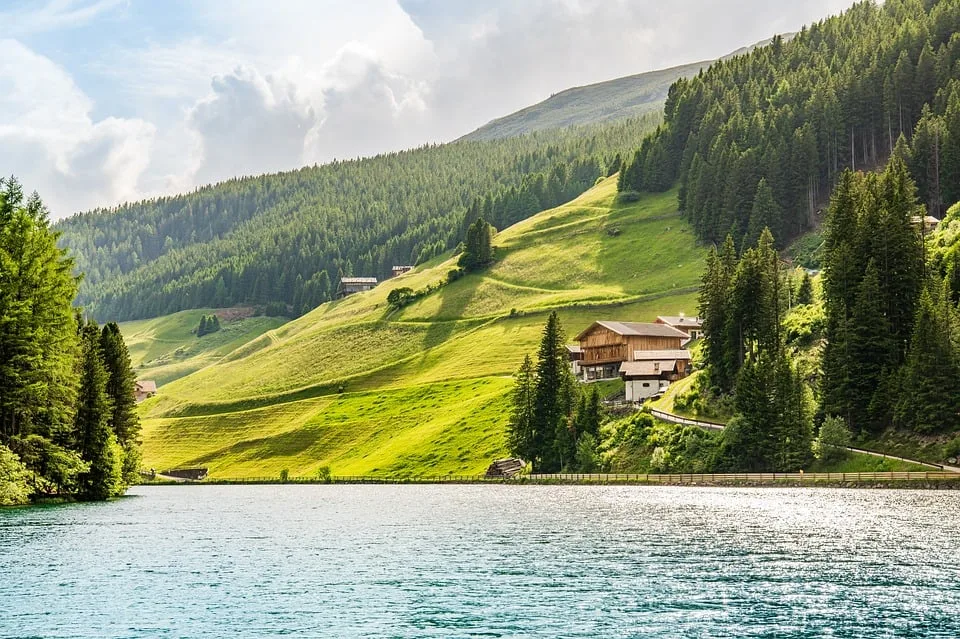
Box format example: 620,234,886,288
2,485,959,638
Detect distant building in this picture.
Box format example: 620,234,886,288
391,265,414,278
619,349,693,402
911,215,941,233
574,321,689,382
338,276,378,298
134,380,157,403
655,315,703,343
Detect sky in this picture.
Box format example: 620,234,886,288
0,0,858,218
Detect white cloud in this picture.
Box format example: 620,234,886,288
1,0,126,37
187,66,317,185
2,0,861,217
0,39,154,216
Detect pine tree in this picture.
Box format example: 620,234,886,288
507,355,536,462
699,235,738,393
99,323,141,484
75,324,120,501
531,311,574,472
198,315,208,337
895,287,960,433
848,261,895,433
746,179,781,247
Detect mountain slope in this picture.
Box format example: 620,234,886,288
138,177,705,478
119,309,288,386
461,37,787,143
459,62,704,141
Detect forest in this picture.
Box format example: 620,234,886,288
0,179,140,505
56,117,655,322
619,0,960,249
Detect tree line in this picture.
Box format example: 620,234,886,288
619,0,960,249
0,178,141,505
56,119,653,322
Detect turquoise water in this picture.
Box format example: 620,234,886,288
2,486,959,638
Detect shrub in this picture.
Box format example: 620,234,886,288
279,469,289,483
649,447,671,473
0,445,30,506
316,466,332,483
815,416,851,462
616,190,641,203
574,434,599,473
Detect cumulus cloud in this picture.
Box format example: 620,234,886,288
187,67,317,185
1,0,860,216
0,39,154,216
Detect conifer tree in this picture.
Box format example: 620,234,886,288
198,315,208,337
531,311,574,472
746,179,781,248
75,324,120,501
507,355,536,462
895,287,960,433
99,323,141,483
848,261,895,433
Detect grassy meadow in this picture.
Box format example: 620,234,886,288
119,309,288,386
139,177,706,477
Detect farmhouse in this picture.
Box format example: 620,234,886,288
655,315,703,343
391,265,414,278
134,380,157,403
338,276,378,298
619,349,693,402
574,321,689,382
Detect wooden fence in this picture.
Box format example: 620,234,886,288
185,471,960,485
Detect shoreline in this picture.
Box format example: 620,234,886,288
138,470,960,490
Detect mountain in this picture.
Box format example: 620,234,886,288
459,62,704,142
137,177,705,478
55,119,652,323
460,37,789,143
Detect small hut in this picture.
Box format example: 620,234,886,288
485,458,526,479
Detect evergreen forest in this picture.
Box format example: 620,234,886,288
0,179,140,505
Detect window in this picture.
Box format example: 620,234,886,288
642,382,650,388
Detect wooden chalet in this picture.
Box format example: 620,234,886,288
391,265,414,278
338,276,378,298
655,315,703,342
619,349,692,402
574,321,689,381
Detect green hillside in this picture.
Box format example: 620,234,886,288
120,309,287,386
139,177,705,478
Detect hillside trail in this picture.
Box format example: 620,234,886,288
648,407,960,473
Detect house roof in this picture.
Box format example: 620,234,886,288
619,361,678,377
136,380,157,393
657,315,703,328
565,344,582,354
340,277,378,284
576,321,689,341
391,265,414,270
632,349,692,361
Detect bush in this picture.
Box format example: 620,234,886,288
279,469,289,483
316,466,332,483
574,434,599,473
447,268,464,283
616,190,641,203
0,445,31,506
649,447,671,473
815,415,851,462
